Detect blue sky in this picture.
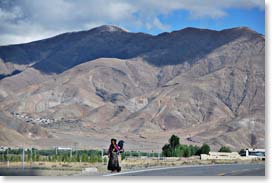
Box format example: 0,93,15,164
146,7,265,35
0,0,265,45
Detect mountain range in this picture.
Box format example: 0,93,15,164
0,25,265,151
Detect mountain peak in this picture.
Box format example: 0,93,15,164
90,25,128,33
170,27,218,35
232,26,254,31
221,26,260,35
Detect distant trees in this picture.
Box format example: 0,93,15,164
169,135,180,149
162,144,172,157
199,144,210,155
0,148,103,163
239,149,245,154
162,135,210,157
218,146,232,153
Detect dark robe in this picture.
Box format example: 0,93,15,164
107,144,121,172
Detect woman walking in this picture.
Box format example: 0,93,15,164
107,138,121,172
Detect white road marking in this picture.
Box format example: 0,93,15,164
221,167,265,176
103,163,248,176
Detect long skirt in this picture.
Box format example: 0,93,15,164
107,152,121,172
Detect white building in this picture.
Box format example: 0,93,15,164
0,146,7,151
240,148,265,158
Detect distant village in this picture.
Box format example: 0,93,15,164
10,111,57,126
10,111,82,129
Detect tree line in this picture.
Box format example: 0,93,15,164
0,148,162,162
0,148,103,163
0,135,233,162
162,135,232,157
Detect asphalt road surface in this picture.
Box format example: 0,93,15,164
104,163,265,176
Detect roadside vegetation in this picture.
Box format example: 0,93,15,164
0,136,234,163
162,135,212,157
0,148,162,163
218,146,232,152
0,148,104,163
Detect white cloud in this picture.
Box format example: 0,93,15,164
152,18,171,31
0,0,264,45
0,6,22,21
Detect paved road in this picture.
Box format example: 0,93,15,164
105,163,265,176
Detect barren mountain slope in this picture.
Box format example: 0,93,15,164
0,26,265,151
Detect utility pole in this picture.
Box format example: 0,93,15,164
0,150,2,167
22,147,25,170
30,147,32,161
1,149,3,163
30,147,33,168
74,142,78,156
55,147,58,162
7,148,9,168
34,148,36,162
101,149,104,164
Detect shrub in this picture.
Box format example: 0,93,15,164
169,135,180,149
183,147,192,157
219,146,232,153
162,144,172,157
81,153,88,162
189,145,200,156
199,144,210,155
162,135,203,157
121,152,125,160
